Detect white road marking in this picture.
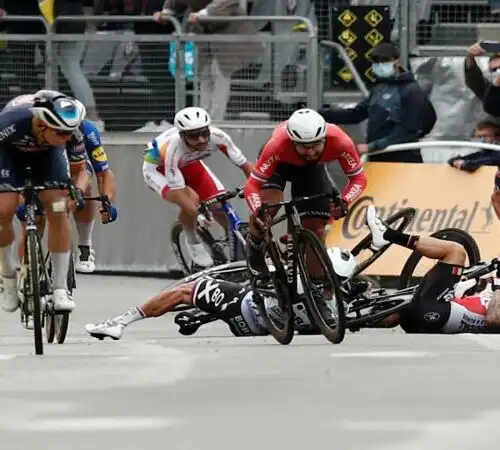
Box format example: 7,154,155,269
330,351,435,358
5,417,181,432
0,355,16,361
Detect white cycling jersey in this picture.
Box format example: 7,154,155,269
143,126,247,191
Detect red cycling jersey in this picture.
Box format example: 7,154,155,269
243,122,367,214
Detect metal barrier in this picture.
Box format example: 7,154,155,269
0,14,319,129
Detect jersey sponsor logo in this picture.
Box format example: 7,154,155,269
247,192,262,213
87,131,100,147
196,278,226,307
343,183,364,203
258,154,278,175
424,312,440,322
0,124,16,141
91,147,107,163
340,151,358,170
228,314,251,336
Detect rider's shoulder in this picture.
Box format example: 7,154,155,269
209,125,231,141
154,126,181,144
325,122,348,138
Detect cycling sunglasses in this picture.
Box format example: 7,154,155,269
183,127,210,140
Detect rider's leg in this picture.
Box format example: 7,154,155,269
366,205,466,266
74,184,96,273
84,282,195,339
491,191,500,221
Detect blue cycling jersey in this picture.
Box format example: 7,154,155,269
81,120,109,173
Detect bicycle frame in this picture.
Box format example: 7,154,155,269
220,201,247,262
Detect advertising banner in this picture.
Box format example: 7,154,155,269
326,162,499,276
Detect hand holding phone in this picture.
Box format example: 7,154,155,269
479,40,500,53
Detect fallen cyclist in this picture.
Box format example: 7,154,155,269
365,205,500,333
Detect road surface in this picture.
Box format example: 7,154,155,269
0,274,499,450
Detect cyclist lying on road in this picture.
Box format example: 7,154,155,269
86,204,500,340
366,205,500,333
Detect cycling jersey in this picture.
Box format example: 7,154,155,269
243,122,367,214
143,126,246,190
67,120,109,173
191,277,315,336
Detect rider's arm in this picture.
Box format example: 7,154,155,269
336,134,367,204
243,136,283,214
96,170,116,201
213,128,254,177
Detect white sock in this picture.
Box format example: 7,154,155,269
76,220,94,247
51,252,71,290
0,243,16,277
114,307,145,327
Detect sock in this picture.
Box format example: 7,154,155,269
76,220,94,247
114,307,145,326
383,228,419,250
51,252,71,290
184,227,200,245
0,243,16,277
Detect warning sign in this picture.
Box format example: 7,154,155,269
338,29,357,47
365,9,383,27
338,9,358,28
330,6,390,88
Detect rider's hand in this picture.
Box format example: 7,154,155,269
101,203,118,224
68,188,85,213
251,211,271,234
330,198,348,220
467,42,485,58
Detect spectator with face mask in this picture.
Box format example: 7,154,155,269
448,121,500,173
320,42,432,163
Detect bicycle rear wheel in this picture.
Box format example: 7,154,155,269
296,229,345,344
171,221,227,275
350,207,416,277
254,241,295,345
399,228,481,289
26,231,43,355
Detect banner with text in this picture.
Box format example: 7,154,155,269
326,163,499,276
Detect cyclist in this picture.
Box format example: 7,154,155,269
142,106,254,268
0,90,86,314
365,205,500,333
67,119,118,273
243,108,367,276
7,95,118,274
84,247,355,340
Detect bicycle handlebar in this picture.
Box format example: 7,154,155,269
463,258,500,280
198,186,243,216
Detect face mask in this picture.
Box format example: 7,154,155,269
372,62,396,78
487,69,500,82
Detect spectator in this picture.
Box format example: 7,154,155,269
123,0,176,127
464,42,500,108
40,0,105,130
447,121,500,173
320,42,432,163
155,0,262,121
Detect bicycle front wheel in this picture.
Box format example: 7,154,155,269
26,231,43,355
297,229,346,344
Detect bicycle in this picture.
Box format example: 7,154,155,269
170,186,249,276
13,169,84,355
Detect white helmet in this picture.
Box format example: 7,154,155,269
174,107,211,132
31,90,86,131
327,247,357,279
286,108,327,144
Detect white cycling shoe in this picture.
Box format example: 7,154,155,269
365,205,390,250
76,246,96,274
0,275,20,312
53,289,75,312
185,239,214,268
85,320,124,341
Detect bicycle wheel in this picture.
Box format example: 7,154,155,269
254,241,295,345
399,228,481,289
171,221,227,275
296,229,345,344
350,207,417,277
26,231,43,355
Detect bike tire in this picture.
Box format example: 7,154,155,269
27,231,43,355
399,228,481,289
350,207,417,277
296,229,346,344
255,241,295,345
171,222,227,275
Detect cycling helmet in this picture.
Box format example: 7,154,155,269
174,107,211,132
327,247,357,279
31,90,86,131
286,108,327,144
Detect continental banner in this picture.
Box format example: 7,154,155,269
326,163,500,276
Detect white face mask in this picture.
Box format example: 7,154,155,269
486,68,500,82
372,62,396,78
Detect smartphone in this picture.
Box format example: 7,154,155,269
480,40,500,53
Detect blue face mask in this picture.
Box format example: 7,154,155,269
372,62,396,78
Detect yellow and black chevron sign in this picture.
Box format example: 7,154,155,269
330,6,390,88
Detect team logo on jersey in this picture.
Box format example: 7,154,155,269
91,147,107,162
0,125,16,141
424,312,440,322
195,278,226,307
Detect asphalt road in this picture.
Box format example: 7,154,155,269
0,274,499,450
